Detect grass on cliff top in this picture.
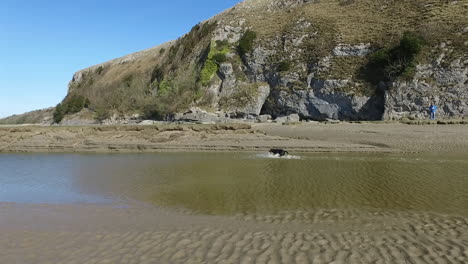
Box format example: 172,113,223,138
230,0,467,45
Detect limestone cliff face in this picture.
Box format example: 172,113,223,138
384,46,468,120
58,0,467,123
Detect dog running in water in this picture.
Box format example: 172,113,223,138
269,148,289,157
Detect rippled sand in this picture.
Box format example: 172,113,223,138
1,123,468,263
1,203,467,263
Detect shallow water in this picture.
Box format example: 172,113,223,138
0,152,467,216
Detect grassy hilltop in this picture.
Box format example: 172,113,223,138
3,0,467,124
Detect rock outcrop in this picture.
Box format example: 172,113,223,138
384,47,468,120
9,0,464,125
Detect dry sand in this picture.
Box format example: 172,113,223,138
1,122,468,263
1,122,467,153
256,122,468,153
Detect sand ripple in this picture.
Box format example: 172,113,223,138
1,204,467,263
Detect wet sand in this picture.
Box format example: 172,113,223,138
1,122,467,153
1,203,467,263
256,122,468,153
1,122,468,263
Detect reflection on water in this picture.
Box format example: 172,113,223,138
0,154,113,204
0,152,467,216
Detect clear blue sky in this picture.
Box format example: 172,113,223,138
0,0,241,118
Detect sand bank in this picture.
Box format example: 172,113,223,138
1,122,467,153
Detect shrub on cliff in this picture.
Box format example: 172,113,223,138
277,61,291,72
212,53,227,64
361,31,425,84
52,94,90,123
238,30,257,56
67,95,90,113
53,104,65,124
158,80,173,96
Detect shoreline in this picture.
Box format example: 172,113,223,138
1,123,468,263
1,122,468,154
1,122,467,154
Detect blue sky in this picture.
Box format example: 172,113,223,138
0,0,241,118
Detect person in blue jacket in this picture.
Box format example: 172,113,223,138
429,103,438,120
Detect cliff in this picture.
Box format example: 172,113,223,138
5,0,467,124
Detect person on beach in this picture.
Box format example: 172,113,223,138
429,103,438,120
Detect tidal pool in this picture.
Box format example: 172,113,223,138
0,152,467,216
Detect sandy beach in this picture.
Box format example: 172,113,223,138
1,202,467,263
1,122,468,263
1,122,467,153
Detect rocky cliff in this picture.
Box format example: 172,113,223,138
42,0,468,123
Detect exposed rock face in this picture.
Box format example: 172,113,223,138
174,107,257,124
218,63,238,98
384,50,468,120
213,25,243,44
60,109,98,126
332,44,373,57
271,89,382,121
257,114,272,122
241,36,384,121
37,0,465,125
274,113,300,123
208,26,466,121
231,83,270,117
175,108,222,124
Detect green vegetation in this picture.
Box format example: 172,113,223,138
178,21,217,60
53,104,65,124
361,32,426,84
158,79,172,95
238,30,257,56
277,61,291,72
53,94,91,123
200,59,218,86
142,70,200,120
212,53,227,64
138,21,220,119
48,0,466,122
149,20,220,93
199,41,231,86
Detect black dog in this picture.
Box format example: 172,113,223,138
269,148,289,157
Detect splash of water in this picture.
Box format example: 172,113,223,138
254,153,302,160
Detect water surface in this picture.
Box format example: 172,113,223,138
1,152,467,216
